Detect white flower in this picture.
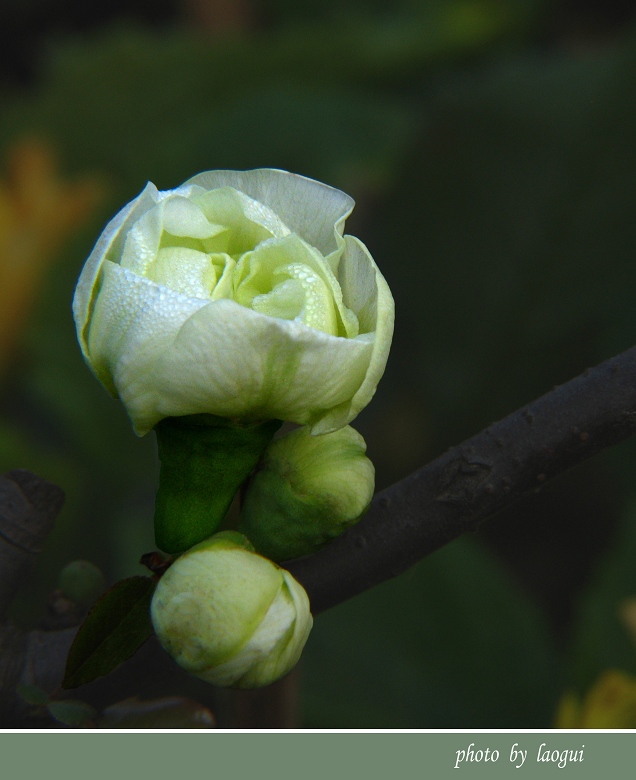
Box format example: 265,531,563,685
150,533,312,688
73,169,394,435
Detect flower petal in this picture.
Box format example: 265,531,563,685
115,299,373,435
73,182,161,361
310,236,394,434
234,234,339,335
184,169,354,256
232,573,312,689
86,261,208,396
147,247,218,299
162,196,226,239
190,186,291,244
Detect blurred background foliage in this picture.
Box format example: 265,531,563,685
3,0,636,727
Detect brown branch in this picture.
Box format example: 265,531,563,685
0,470,68,724
286,345,636,614
0,470,64,619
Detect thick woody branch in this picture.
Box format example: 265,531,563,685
0,470,64,619
286,345,636,614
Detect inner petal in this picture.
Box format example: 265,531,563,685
192,187,279,257
209,253,236,301
252,263,337,335
162,196,227,240
281,263,338,335
251,279,304,321
146,247,217,299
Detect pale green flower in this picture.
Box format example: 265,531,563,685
73,169,394,435
150,532,312,688
240,424,374,561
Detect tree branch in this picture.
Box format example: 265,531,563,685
0,470,69,724
0,469,64,619
286,345,636,614
4,346,636,719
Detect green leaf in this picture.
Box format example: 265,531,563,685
48,699,97,727
62,576,155,689
98,696,215,729
154,415,282,553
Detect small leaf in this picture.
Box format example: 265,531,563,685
62,576,155,689
16,683,50,707
48,699,97,727
98,696,215,729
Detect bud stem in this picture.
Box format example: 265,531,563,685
154,415,282,553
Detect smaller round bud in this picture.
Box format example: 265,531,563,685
239,425,374,561
150,532,312,689
58,560,105,607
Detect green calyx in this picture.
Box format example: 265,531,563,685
154,415,282,553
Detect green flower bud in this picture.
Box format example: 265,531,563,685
239,425,374,561
150,532,312,689
58,560,106,607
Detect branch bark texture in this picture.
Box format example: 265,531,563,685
286,345,636,614
0,470,69,724
0,469,64,619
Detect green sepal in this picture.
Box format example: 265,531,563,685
154,415,282,553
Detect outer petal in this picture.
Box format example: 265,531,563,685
72,182,162,363
86,261,209,396
184,169,354,257
310,236,394,434
231,572,313,689
114,298,373,435
200,579,296,687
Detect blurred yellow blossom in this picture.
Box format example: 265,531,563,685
554,670,636,728
0,139,103,372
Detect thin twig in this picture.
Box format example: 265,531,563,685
286,345,636,614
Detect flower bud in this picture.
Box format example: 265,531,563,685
58,560,105,607
73,169,394,436
150,532,312,689
239,425,374,561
